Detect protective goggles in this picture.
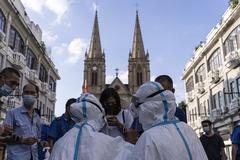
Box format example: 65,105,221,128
131,89,165,108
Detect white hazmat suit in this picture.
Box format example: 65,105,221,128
130,81,208,160
49,93,133,160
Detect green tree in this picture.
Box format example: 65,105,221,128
178,101,187,114
229,0,239,9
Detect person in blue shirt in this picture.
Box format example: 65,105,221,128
4,83,41,160
48,98,76,149
231,108,240,160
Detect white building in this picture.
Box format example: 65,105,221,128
182,2,240,158
0,0,60,123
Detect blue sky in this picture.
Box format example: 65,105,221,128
21,0,229,116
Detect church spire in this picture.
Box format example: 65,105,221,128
88,11,102,58
131,11,145,58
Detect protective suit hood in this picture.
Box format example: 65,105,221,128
130,81,176,130
69,93,105,131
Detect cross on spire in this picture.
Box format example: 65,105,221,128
115,68,119,77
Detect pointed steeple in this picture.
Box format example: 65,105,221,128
131,11,145,58
88,11,102,58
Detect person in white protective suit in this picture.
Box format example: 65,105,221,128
129,81,208,160
49,93,133,160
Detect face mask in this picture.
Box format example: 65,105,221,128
22,95,37,107
203,126,210,133
0,84,13,97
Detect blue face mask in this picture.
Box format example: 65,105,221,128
203,126,210,133
0,84,13,97
22,95,37,107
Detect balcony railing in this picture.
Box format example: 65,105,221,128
48,91,56,102
211,108,222,119
41,82,49,93
209,69,221,84
187,90,194,102
11,51,26,69
196,82,205,94
225,51,240,69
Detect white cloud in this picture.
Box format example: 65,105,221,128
21,0,70,22
52,43,67,55
42,31,58,45
21,0,45,14
106,70,128,84
65,38,88,64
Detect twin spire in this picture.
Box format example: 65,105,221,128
88,10,146,59
88,11,103,58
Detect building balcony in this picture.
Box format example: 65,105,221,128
48,91,56,102
225,51,240,69
26,69,40,85
196,82,205,94
41,82,49,93
7,50,26,69
209,69,221,84
229,97,240,112
187,90,194,102
211,108,222,119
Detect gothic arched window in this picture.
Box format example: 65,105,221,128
91,71,98,86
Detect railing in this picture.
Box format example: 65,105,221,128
209,69,221,83
196,82,205,94
225,51,240,69
11,51,26,69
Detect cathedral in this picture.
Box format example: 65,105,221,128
83,11,150,107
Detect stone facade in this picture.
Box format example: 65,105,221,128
182,3,240,159
0,0,60,123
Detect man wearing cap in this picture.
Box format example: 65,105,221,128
49,93,133,160
130,81,207,160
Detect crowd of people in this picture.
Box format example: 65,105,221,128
0,67,239,160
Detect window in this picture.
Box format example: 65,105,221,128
26,49,37,70
237,77,240,93
230,81,235,100
208,48,222,71
8,26,25,54
49,76,56,92
211,91,222,110
212,94,217,110
0,10,6,32
137,72,143,86
195,64,206,83
91,71,97,86
39,64,48,82
224,25,240,56
186,76,194,92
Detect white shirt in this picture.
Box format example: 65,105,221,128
101,109,133,138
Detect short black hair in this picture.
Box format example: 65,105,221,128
23,83,39,97
155,75,173,86
0,67,20,78
65,98,77,108
201,119,212,126
99,87,121,114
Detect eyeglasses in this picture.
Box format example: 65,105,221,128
131,89,165,108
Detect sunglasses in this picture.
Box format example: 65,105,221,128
131,89,165,108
